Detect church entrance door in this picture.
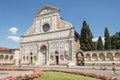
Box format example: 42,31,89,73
55,51,59,65
42,53,47,65
30,56,33,64
41,45,47,65
55,56,59,65
30,52,33,65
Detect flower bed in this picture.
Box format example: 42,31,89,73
0,68,43,80
44,70,118,80
0,68,118,80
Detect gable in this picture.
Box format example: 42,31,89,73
35,5,60,18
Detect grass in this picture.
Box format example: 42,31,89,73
34,71,100,80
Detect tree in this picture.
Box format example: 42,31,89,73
93,41,98,50
104,27,111,50
111,32,120,49
97,36,103,50
80,21,94,51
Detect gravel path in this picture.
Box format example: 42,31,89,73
1,65,120,79
0,71,33,78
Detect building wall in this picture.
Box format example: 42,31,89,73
20,5,120,66
0,49,19,65
20,5,77,65
84,50,120,66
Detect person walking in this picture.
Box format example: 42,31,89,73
92,63,95,69
112,63,118,76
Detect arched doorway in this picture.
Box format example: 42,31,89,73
92,53,98,61
41,45,47,65
30,56,33,64
114,52,120,60
55,51,59,65
85,54,91,61
99,53,105,61
106,53,113,61
76,51,84,66
30,52,33,64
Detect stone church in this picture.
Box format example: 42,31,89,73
20,5,83,65
20,5,120,66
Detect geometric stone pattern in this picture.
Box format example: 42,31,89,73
20,5,78,65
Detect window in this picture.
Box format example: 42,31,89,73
42,24,50,32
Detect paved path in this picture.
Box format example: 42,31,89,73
0,71,33,78
0,65,120,79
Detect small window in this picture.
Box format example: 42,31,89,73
42,24,50,32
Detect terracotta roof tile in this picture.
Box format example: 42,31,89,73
0,47,10,51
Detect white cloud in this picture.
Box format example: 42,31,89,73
9,27,18,34
8,36,20,42
92,37,98,42
92,37,105,43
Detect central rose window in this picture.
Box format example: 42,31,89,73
42,24,50,32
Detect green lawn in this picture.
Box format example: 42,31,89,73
34,71,100,80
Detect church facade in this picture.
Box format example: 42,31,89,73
20,5,120,66
20,5,83,65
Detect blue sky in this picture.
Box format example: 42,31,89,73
0,0,120,48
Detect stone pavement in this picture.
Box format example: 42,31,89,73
0,71,33,78
0,65,120,79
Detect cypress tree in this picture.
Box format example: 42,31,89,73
80,21,93,51
97,36,103,50
111,32,120,49
93,41,97,50
104,27,111,50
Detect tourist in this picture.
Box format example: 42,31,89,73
112,63,118,76
67,64,69,68
92,63,95,69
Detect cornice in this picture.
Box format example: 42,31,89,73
21,27,74,37
20,36,74,44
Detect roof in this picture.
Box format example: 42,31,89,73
0,47,10,51
34,5,60,18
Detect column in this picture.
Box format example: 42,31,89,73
68,38,75,65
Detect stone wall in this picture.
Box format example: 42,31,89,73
84,50,120,66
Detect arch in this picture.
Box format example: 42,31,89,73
65,54,69,60
30,56,33,64
55,51,59,55
34,56,37,61
99,53,105,61
5,55,9,60
23,56,25,61
0,55,4,59
114,52,120,60
10,55,13,60
85,54,91,61
30,52,33,64
41,45,47,65
55,51,59,65
106,53,113,60
30,52,33,55
40,45,47,52
76,51,84,66
60,55,64,60
92,53,98,61
26,56,29,61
